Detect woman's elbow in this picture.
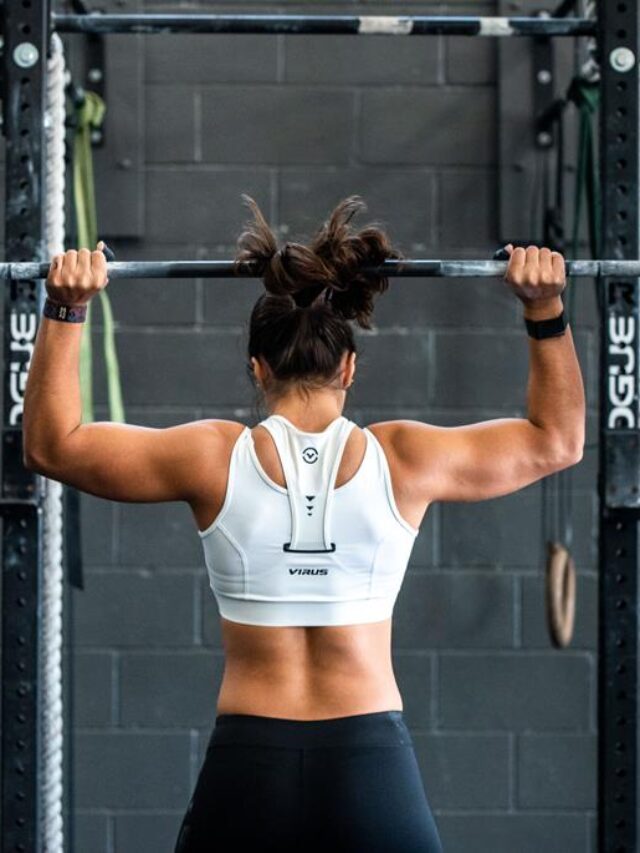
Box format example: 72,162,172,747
555,438,585,469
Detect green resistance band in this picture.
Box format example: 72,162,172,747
72,89,126,425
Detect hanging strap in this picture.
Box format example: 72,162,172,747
259,416,355,553
561,75,601,553
568,75,602,267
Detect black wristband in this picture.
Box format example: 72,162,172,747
43,297,88,324
524,309,567,340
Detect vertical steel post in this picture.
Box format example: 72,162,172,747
598,3,640,852
0,0,50,850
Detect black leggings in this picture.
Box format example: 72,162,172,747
174,709,443,853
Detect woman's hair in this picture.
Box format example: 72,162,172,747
234,194,403,404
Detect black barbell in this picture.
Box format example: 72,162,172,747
4,258,639,280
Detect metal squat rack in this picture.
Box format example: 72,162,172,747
0,4,637,852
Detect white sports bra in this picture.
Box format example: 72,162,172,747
198,414,419,627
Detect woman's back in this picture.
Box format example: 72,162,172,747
188,417,429,720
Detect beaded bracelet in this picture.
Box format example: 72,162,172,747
43,296,88,324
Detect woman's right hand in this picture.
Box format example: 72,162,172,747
46,241,109,307
503,244,567,310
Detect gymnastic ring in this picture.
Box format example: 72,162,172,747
545,541,576,649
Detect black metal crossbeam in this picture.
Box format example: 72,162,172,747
6,258,637,280
51,14,597,37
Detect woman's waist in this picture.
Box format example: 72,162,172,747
216,662,403,720
208,708,413,750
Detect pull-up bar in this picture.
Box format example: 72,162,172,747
51,14,597,38
1,259,635,280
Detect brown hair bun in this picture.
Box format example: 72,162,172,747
234,194,402,329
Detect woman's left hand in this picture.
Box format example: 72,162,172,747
46,241,109,306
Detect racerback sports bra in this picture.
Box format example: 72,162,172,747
197,414,419,627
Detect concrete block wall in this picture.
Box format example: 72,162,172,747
6,1,600,850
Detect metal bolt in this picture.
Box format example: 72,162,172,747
13,42,39,69
610,47,636,74
537,131,553,148
537,69,552,85
90,130,102,144
87,68,103,83
117,157,133,170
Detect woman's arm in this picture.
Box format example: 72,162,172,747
388,245,586,503
22,245,223,504
23,311,84,467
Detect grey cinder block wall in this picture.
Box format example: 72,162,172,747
7,0,600,851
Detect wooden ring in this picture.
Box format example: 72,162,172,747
545,541,576,649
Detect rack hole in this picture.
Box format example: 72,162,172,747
617,29,628,39
20,23,31,34
617,159,628,170
618,235,629,247
617,133,628,143
21,0,31,6
617,2,627,10
617,107,628,118
19,128,29,137
617,81,627,92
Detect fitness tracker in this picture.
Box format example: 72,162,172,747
524,309,567,340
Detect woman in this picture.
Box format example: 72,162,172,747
23,196,585,852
